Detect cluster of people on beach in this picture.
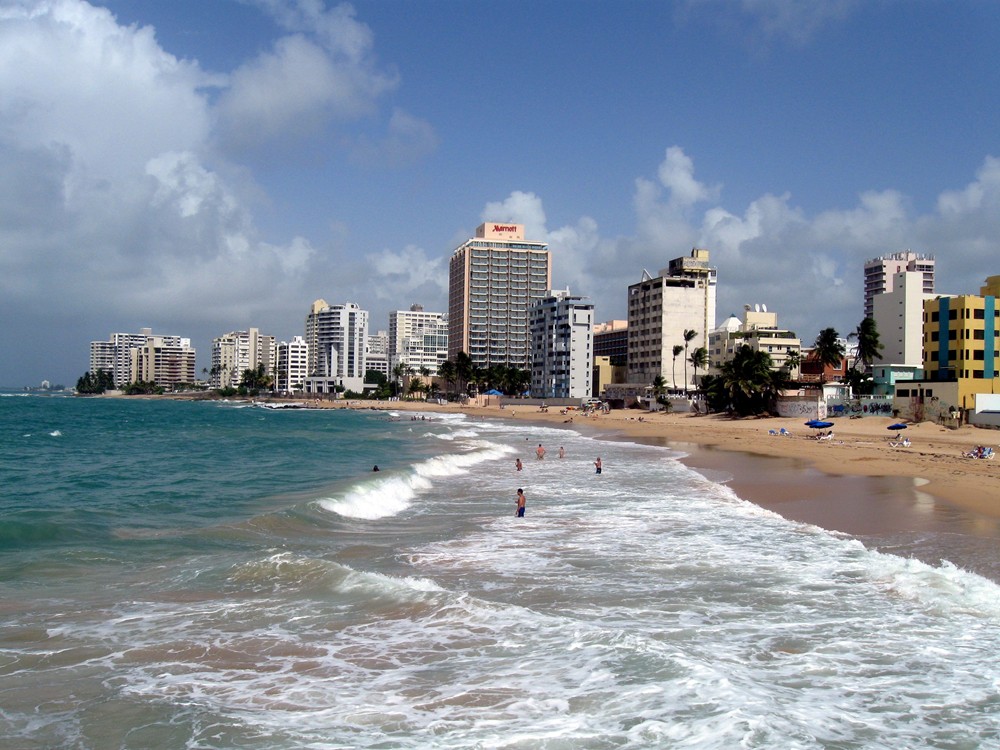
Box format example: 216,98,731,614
964,445,995,459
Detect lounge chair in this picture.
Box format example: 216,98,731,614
888,438,910,448
779,428,792,437
768,429,778,436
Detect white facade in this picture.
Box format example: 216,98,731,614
626,249,717,387
276,336,309,393
89,328,191,387
366,330,390,378
305,299,368,393
448,222,551,370
864,250,935,320
389,305,448,374
210,328,276,388
872,271,938,368
708,305,801,378
530,290,594,398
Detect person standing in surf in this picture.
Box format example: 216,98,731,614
515,488,526,517
594,457,602,474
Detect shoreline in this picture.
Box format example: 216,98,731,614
141,392,1000,526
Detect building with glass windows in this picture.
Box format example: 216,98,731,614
304,300,368,394
448,222,551,370
529,289,594,399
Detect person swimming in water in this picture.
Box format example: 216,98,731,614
515,488,526,517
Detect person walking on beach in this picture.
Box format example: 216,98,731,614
536,444,546,460
594,457,602,474
515,488,526,517
515,458,523,472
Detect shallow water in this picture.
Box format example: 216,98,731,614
1,394,998,748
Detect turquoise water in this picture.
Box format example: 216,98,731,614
2,393,1000,749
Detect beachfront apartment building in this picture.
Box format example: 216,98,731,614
626,248,717,387
873,271,939,369
448,222,551,370
275,336,309,394
210,328,276,388
90,328,194,388
304,300,368,394
864,251,935,320
389,305,448,374
366,330,390,379
129,334,197,387
708,305,801,379
529,289,594,399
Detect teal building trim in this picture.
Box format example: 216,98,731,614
986,296,996,379
936,297,950,380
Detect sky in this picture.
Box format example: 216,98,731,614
2,0,1000,387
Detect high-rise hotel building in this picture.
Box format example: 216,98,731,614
864,251,935,320
448,222,551,370
626,248,717,387
304,300,368,394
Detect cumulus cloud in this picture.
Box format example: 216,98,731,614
679,0,859,48
215,0,399,150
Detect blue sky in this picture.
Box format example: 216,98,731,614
2,0,1000,386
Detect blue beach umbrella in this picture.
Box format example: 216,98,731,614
809,420,834,429
887,423,907,431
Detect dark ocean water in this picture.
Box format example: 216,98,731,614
1,393,998,749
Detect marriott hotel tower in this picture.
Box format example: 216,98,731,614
448,222,551,370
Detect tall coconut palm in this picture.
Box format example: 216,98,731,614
682,329,698,392
848,317,883,373
651,374,667,408
719,345,777,416
812,328,846,384
671,345,684,389
689,346,708,390
438,359,457,395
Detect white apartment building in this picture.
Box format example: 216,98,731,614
872,270,940,368
530,289,594,399
708,305,801,378
275,336,309,393
130,334,197,386
388,305,448,374
90,328,191,387
304,299,368,394
448,222,551,370
210,328,276,388
626,248,717,387
366,330,390,379
864,250,935,320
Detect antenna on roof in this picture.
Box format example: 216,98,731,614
762,303,767,312
754,304,760,312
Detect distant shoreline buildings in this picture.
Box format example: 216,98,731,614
82,225,998,423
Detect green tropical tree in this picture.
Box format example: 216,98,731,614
651,374,667,408
682,329,698,392
783,350,802,379
812,328,846,384
717,345,783,416
849,317,883,373
438,359,457,395
689,346,708,390
455,352,474,394
75,369,115,394
391,362,408,397
671,344,684,389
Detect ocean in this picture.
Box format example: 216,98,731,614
1,393,998,749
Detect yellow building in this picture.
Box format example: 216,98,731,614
920,277,1000,410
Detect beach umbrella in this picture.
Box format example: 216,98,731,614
809,420,834,429
887,423,907,431
484,389,503,395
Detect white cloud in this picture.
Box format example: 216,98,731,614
215,1,398,150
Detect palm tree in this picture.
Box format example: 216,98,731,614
719,345,778,416
682,329,698,392
651,374,667,409
783,350,802,379
689,347,708,390
391,362,408,397
438,359,457,396
848,317,883,373
671,345,684,389
455,352,473,394
812,328,846,384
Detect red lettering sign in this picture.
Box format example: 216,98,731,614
493,224,517,232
